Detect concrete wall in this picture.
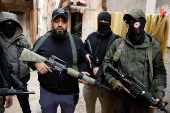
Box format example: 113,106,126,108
155,0,170,47
37,0,53,38
1,0,31,44
106,0,147,13
81,0,102,42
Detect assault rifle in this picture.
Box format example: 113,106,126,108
8,64,28,92
85,39,99,68
105,63,170,113
19,48,112,92
0,88,34,96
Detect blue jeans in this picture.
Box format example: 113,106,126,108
39,86,78,113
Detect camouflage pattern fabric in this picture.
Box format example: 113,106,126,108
67,68,95,85
19,48,46,62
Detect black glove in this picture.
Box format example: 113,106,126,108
111,80,125,93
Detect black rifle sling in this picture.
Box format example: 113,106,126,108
33,31,51,52
0,69,8,88
15,37,26,78
95,33,116,80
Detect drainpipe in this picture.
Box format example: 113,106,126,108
89,0,91,8
73,0,77,6
146,0,157,14
102,0,107,11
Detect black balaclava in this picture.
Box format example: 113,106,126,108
52,26,67,40
1,21,16,38
127,17,146,45
97,12,111,35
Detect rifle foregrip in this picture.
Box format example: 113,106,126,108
67,68,95,85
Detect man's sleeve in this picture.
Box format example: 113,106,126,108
102,41,117,85
84,34,91,55
153,44,167,91
21,35,32,50
78,39,88,72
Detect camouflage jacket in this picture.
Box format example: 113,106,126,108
103,32,167,94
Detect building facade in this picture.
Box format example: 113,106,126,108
0,0,37,46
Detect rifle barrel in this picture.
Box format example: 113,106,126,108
0,88,35,96
67,68,95,85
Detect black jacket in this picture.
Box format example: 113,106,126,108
85,30,121,79
28,33,87,95
0,43,11,88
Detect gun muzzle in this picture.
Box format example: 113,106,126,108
0,88,35,96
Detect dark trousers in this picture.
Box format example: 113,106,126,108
40,86,78,113
111,93,154,113
12,74,31,113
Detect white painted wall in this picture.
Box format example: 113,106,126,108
37,0,44,37
146,0,157,14
81,0,102,42
106,0,147,13
156,0,170,47
55,0,60,9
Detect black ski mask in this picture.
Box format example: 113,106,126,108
127,17,146,45
52,26,67,40
97,12,111,35
1,21,16,38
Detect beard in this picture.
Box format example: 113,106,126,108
52,26,67,40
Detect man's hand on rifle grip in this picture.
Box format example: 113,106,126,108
111,80,130,94
78,72,90,84
150,91,164,109
86,54,92,68
35,62,52,74
93,67,99,75
149,98,160,109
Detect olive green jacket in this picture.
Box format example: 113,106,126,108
103,32,167,94
0,12,31,78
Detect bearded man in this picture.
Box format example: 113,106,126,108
28,8,88,113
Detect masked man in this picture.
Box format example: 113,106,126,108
0,12,31,113
83,12,121,113
102,8,167,113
